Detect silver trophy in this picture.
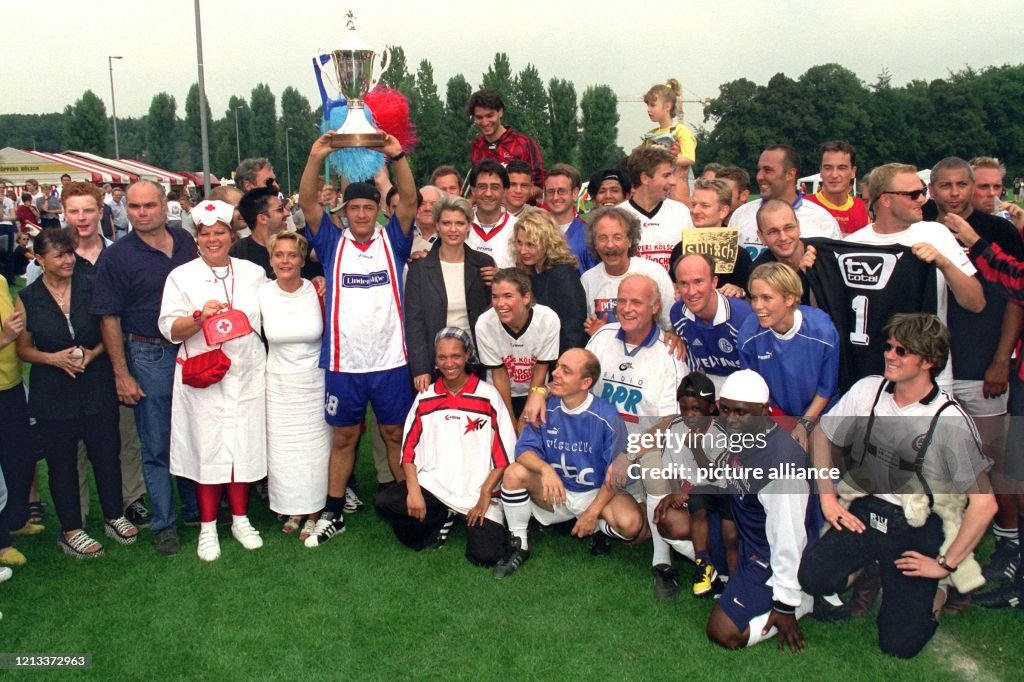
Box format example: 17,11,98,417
316,13,389,149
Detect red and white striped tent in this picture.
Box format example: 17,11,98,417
0,147,135,188
68,152,193,189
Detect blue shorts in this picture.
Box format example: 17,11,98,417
324,366,414,427
718,554,773,632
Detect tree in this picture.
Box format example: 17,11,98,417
145,92,177,168
278,87,319,194
63,90,109,155
547,78,579,167
411,60,447,184
379,46,415,96
443,73,473,171
184,83,213,169
512,64,551,161
250,83,278,166
579,85,623,174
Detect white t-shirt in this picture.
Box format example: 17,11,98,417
258,279,323,374
730,197,842,259
580,256,675,331
617,198,693,271
468,210,517,268
585,323,685,431
1,196,14,225
475,304,560,398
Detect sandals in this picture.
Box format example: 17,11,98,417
58,530,104,559
282,516,302,534
299,519,317,542
104,517,139,545
27,501,47,524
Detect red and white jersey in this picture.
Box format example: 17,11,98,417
401,375,516,518
475,304,560,398
618,198,693,271
580,256,675,331
468,210,517,268
312,213,411,373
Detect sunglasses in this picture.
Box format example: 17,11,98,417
881,342,910,357
265,177,279,189
882,188,927,201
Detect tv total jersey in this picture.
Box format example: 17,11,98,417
729,195,842,260
515,393,628,493
311,213,413,373
580,256,675,331
804,238,938,394
401,375,516,518
475,304,560,398
670,291,754,393
467,210,517,268
585,323,686,430
617,198,693,271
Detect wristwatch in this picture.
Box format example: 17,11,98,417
389,151,406,162
797,417,815,433
937,554,958,572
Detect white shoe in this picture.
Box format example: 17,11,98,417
197,527,221,562
0,566,12,583
231,517,263,551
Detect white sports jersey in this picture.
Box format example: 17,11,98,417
845,220,976,388
312,214,411,373
585,323,685,431
729,197,842,260
618,198,693,271
468,210,517,268
401,375,516,519
475,304,560,398
580,256,675,331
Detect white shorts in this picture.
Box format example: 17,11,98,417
531,489,600,526
952,379,1008,418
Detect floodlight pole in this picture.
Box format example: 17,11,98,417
108,56,123,158
193,0,211,195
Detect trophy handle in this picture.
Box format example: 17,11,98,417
315,49,339,93
370,46,390,92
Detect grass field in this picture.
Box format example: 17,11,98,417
2,444,1022,681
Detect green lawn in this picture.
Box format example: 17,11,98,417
3,444,1021,681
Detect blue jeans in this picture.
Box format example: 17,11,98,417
126,339,198,531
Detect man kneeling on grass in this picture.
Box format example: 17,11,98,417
493,348,644,579
374,328,515,566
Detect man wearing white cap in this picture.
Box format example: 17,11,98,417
706,369,815,652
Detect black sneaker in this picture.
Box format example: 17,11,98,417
972,583,1024,609
493,537,530,579
124,498,151,529
423,512,456,550
982,538,1020,584
651,564,679,601
812,594,852,622
692,558,719,597
153,527,180,556
589,532,611,556
303,512,346,548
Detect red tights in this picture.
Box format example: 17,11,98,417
196,481,249,522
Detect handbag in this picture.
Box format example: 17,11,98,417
202,307,253,345
177,345,231,388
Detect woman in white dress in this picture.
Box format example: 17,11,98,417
158,200,268,562
258,231,330,541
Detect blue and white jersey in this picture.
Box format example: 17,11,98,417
515,393,628,493
738,306,839,417
585,323,685,431
310,213,413,373
671,291,753,385
563,216,599,275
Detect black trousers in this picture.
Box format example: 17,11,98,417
374,481,507,566
799,496,944,659
35,408,122,533
0,383,36,547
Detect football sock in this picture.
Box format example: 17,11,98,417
994,523,1019,542
501,485,531,551
598,518,628,541
646,494,671,566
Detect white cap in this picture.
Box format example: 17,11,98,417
191,200,235,229
719,369,770,404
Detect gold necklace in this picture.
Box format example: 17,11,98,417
43,277,71,308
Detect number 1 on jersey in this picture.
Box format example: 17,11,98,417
850,295,869,346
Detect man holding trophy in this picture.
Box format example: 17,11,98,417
299,21,418,548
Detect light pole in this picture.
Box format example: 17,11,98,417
108,56,123,158
285,127,294,195
193,0,211,196
233,105,243,165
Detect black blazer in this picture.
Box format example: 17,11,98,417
404,243,496,378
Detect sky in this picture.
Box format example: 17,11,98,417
5,0,1021,150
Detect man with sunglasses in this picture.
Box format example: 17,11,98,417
234,158,279,194
230,187,288,278
845,163,984,390
801,313,996,658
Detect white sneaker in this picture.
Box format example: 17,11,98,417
344,486,365,513
231,517,263,551
304,513,346,548
197,527,220,562
0,566,12,583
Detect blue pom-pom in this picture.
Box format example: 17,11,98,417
321,103,386,182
